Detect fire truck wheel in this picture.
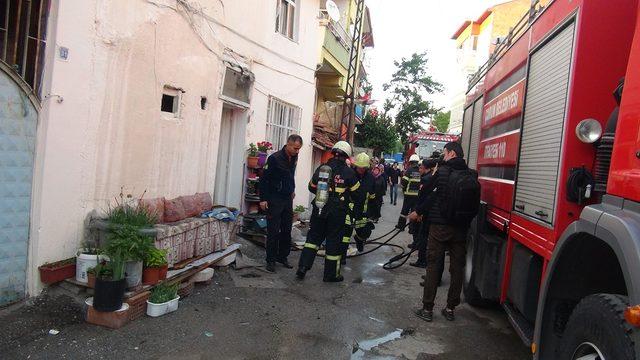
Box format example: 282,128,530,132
558,294,635,360
463,231,490,307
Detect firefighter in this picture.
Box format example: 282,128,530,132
297,141,364,282
396,154,422,244
340,152,375,264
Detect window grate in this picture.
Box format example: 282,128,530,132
266,96,301,150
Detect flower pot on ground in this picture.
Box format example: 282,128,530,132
38,258,76,285
125,261,143,289
142,247,168,286
87,271,96,288
76,246,100,284
146,282,179,317
93,259,127,312
105,224,154,290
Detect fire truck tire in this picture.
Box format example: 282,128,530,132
558,294,635,360
463,232,491,307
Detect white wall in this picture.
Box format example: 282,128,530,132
27,0,320,296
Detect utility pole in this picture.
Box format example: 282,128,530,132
339,0,365,144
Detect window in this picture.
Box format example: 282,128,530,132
266,97,301,150
1,0,51,97
220,66,252,108
161,86,181,116
275,0,297,40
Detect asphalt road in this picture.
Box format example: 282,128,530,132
0,194,530,360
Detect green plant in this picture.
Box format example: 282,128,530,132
247,143,258,157
106,226,154,262
79,240,99,255
144,247,168,268
93,259,121,280
149,282,179,304
294,205,306,214
106,190,157,226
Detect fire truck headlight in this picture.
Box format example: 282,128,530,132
575,119,603,143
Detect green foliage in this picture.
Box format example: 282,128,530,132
107,226,154,262
149,282,179,304
107,199,157,227
294,205,306,214
145,247,168,268
433,111,451,133
354,111,399,156
247,143,258,157
383,52,443,144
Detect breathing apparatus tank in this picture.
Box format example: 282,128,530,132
315,164,333,214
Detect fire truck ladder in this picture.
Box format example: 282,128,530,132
339,0,365,143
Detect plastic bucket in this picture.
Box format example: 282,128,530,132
125,261,143,288
76,253,99,283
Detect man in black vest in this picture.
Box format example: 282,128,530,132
259,134,303,273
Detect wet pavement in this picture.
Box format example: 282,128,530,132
0,195,530,359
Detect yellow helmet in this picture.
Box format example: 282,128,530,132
354,153,370,168
332,141,352,157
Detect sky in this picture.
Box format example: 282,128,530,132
365,0,504,111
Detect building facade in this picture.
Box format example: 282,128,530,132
0,0,328,305
447,0,531,134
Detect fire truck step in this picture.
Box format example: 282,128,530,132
502,302,533,347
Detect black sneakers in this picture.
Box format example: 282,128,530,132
323,275,344,283
277,259,293,269
415,308,433,322
441,308,455,321
265,262,276,273
296,267,307,280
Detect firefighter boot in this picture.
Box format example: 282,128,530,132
323,255,344,282
355,235,365,252
296,244,318,280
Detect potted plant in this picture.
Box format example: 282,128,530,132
142,247,168,286
293,205,306,222
106,226,154,290
87,266,96,288
38,258,76,285
93,255,126,312
256,141,273,167
76,241,100,284
247,143,259,168
146,282,180,317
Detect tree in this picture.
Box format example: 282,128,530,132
354,110,398,156
433,111,451,133
383,52,443,144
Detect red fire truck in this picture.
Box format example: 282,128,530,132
460,0,640,358
406,131,460,159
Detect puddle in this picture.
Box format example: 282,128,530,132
351,329,403,360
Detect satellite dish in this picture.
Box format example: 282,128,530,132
326,0,341,22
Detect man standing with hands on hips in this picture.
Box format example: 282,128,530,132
259,134,303,273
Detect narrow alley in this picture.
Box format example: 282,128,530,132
0,201,528,360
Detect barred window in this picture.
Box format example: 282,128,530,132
1,0,50,97
266,97,301,150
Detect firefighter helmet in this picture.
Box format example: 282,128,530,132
354,153,370,168
332,141,352,157
409,154,420,163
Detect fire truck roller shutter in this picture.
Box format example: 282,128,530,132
514,21,576,225
468,98,484,170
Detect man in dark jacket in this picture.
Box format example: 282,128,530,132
408,158,438,268
387,163,401,205
259,134,303,273
410,142,471,322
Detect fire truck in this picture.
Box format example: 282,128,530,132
460,0,640,358
406,131,460,160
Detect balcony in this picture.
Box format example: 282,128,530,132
317,14,353,101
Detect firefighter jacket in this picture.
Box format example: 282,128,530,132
308,158,365,220
352,170,375,229
401,165,422,196
259,147,298,202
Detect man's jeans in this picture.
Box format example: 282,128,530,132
389,184,398,204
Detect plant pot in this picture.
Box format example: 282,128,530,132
76,253,99,284
146,296,179,317
167,296,180,313
125,261,143,289
94,278,126,312
38,258,76,285
247,156,259,169
142,266,165,286
257,152,268,167
159,264,168,280
293,213,300,223
87,273,96,288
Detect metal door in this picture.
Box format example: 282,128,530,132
0,69,37,306
468,97,484,169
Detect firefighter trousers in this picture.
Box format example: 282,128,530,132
298,207,347,280
397,195,418,232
